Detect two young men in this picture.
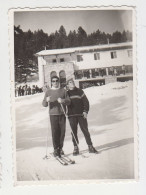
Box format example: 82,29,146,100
42,76,98,157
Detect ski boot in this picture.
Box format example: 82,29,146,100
60,148,65,155
53,148,61,158
88,145,99,154
73,146,79,156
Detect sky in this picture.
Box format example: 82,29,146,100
14,9,133,35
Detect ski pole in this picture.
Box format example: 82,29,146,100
43,122,51,159
43,96,51,160
60,103,88,158
60,103,79,150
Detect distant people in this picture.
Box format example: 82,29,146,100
35,85,39,93
21,86,25,96
32,85,35,95
15,87,19,97
66,78,99,156
24,85,27,95
18,86,22,96
15,84,43,97
39,87,43,93
27,86,31,95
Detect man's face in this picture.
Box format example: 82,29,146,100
68,80,75,90
52,78,59,88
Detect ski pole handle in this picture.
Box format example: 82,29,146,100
46,96,51,102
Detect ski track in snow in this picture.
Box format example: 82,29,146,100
16,81,135,181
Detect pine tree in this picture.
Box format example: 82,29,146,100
110,31,123,43
121,30,127,42
14,24,132,83
58,25,68,48
77,26,87,46
68,30,78,47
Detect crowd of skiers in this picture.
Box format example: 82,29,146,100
15,84,43,97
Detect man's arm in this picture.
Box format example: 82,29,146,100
81,89,89,114
42,90,49,107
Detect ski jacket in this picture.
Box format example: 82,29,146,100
42,88,70,115
67,87,89,117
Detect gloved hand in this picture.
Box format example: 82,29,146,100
83,112,87,119
57,98,63,104
46,96,51,102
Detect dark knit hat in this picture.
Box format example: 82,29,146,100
51,76,59,82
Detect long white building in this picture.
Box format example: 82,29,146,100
35,42,133,88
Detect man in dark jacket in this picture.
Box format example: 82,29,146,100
42,76,70,157
66,78,98,155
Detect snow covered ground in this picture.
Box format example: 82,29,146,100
15,81,135,181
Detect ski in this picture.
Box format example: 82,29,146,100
61,155,75,164
55,156,68,166
47,153,68,165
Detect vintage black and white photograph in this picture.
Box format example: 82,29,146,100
10,7,137,183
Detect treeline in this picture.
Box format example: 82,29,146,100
14,25,132,83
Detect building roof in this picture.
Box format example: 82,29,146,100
35,42,133,56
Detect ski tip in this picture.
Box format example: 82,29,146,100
43,155,49,160
71,161,75,164
55,157,68,165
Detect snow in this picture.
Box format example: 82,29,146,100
15,81,135,181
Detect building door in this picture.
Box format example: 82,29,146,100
59,70,66,88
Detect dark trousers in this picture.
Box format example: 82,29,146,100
68,116,92,147
50,115,66,150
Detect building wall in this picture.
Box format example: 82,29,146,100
43,62,74,87
75,49,132,70
44,53,76,65
38,56,47,86
37,47,132,87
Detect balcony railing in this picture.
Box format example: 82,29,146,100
74,65,133,80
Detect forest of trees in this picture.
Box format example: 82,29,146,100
14,25,132,83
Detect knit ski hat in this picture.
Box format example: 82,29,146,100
66,77,75,85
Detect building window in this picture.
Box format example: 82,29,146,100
127,50,132,57
60,58,64,62
94,53,100,60
77,55,83,62
59,70,66,88
111,51,117,59
52,59,57,63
